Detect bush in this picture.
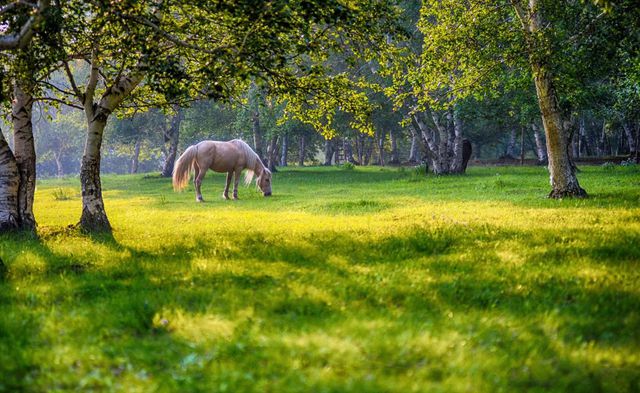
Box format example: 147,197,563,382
340,162,356,171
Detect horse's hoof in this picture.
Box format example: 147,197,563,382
222,195,229,200
196,198,204,203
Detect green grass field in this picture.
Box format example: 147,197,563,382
1,165,639,392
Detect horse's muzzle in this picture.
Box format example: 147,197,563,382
264,192,272,197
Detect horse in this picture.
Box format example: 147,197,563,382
172,139,272,201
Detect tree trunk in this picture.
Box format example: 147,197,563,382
577,117,586,158
54,152,64,177
298,135,306,166
280,133,288,166
0,131,19,231
514,0,585,197
323,139,334,166
333,138,341,165
408,128,418,163
364,137,374,165
448,108,464,173
377,130,385,166
80,116,111,232
267,135,279,172
532,64,586,197
252,110,265,162
130,138,141,174
505,128,517,159
389,129,400,164
532,123,547,164
622,122,637,156
161,107,182,177
520,126,525,165
11,80,36,232
412,113,442,173
343,138,357,164
598,121,609,157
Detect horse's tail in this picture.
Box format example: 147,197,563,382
172,145,197,191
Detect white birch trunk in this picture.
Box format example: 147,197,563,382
79,65,143,232
532,123,547,164
408,128,418,163
12,79,36,232
0,131,19,231
449,109,464,173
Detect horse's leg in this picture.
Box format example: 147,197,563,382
194,165,206,202
223,172,232,200
233,168,242,199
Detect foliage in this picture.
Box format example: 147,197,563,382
1,166,639,391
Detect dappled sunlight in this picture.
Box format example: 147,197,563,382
3,166,639,391
153,309,236,343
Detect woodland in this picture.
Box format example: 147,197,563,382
0,0,638,234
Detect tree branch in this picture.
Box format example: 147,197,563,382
62,59,84,103
85,47,100,115
118,13,230,56
0,0,49,50
34,96,85,110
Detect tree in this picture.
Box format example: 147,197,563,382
0,1,59,233
399,0,635,196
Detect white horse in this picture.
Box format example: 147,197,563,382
172,139,272,201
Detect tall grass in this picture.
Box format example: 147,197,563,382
1,165,639,392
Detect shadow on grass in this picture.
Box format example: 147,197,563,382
1,222,639,391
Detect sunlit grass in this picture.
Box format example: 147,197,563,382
1,165,639,392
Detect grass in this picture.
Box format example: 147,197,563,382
1,164,639,392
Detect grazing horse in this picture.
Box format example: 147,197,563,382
172,139,272,201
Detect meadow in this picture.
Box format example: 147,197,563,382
1,164,639,392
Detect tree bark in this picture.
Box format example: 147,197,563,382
408,128,419,163
0,131,19,231
323,139,334,166
532,63,586,197
80,115,111,232
448,108,464,173
532,123,547,164
54,152,64,177
12,79,36,232
267,135,279,172
161,107,182,177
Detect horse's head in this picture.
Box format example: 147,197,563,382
257,169,272,197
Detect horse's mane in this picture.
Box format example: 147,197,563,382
231,139,261,185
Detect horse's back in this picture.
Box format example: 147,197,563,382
196,140,245,172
